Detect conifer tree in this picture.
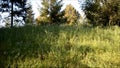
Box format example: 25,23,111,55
25,3,34,25
37,0,63,24
0,0,30,27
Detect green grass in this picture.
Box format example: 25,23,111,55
0,25,120,68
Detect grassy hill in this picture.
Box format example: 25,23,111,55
0,25,120,68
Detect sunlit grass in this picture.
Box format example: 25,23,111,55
0,25,120,68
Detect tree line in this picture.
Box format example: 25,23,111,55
36,0,80,25
0,0,80,27
0,0,120,28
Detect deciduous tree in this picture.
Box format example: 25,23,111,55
82,0,120,26
63,4,80,25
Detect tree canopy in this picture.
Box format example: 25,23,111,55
82,0,120,26
25,2,34,25
0,0,30,27
63,4,80,25
36,0,63,25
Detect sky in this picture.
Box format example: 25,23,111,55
30,0,84,18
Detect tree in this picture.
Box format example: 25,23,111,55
82,0,120,26
37,0,63,25
63,4,80,25
25,2,34,25
0,0,11,27
82,0,102,26
0,0,30,27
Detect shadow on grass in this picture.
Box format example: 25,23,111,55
0,25,93,67
0,26,53,67
0,41,52,67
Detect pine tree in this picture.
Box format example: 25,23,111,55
0,0,30,27
37,0,63,25
25,3,34,25
0,0,11,27
63,4,80,25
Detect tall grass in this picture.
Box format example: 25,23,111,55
0,25,120,68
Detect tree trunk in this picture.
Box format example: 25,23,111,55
11,0,13,28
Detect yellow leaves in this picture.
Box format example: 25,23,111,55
64,4,79,25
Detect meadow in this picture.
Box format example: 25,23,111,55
0,25,120,68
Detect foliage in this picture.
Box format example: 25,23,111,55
36,0,63,25
25,3,34,25
0,25,120,67
82,0,120,26
36,16,50,25
0,0,30,27
63,4,80,25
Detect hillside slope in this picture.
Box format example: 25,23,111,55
0,25,120,68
